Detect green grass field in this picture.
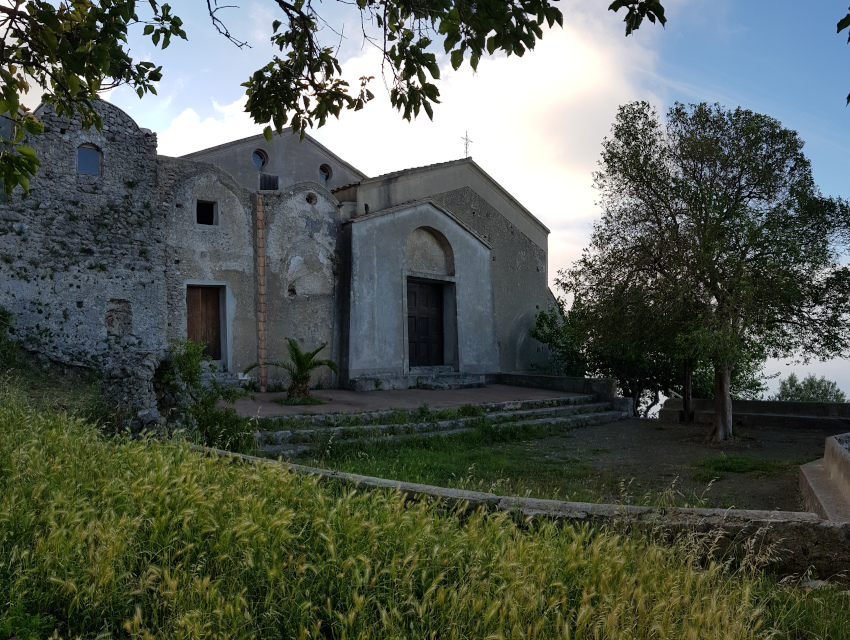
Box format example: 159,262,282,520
289,422,614,502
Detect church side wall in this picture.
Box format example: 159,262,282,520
0,104,167,425
430,187,553,373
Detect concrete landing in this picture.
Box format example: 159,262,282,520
234,384,585,419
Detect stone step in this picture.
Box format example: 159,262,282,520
487,402,613,424
349,372,486,392
275,393,600,430
257,409,630,456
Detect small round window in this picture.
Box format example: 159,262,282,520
319,164,332,183
252,149,268,168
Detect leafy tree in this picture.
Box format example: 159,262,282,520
0,0,679,195
770,373,847,403
280,338,338,400
579,101,850,441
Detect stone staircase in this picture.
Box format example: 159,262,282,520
255,393,630,457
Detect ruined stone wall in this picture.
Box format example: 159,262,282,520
263,183,340,389
430,187,553,372
0,102,167,427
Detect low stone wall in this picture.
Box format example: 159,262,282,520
660,398,850,429
199,446,850,580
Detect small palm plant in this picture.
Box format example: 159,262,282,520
281,338,338,400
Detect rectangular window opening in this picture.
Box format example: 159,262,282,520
259,174,279,191
196,200,217,226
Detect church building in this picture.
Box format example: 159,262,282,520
0,101,554,427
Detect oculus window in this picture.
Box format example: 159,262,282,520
252,149,268,168
77,144,101,175
319,164,332,184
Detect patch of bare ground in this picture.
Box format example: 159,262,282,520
533,418,839,511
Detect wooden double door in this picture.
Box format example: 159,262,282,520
407,278,444,367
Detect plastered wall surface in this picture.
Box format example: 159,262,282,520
347,201,499,378
263,183,340,389
430,187,554,373
158,158,257,375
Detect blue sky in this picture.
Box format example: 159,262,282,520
107,0,850,395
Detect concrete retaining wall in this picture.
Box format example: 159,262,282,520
199,446,850,580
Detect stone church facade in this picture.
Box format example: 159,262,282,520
0,101,554,427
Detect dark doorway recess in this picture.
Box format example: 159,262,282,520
187,286,222,360
407,278,444,367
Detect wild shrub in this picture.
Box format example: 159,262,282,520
161,338,254,453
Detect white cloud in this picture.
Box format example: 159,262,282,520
311,4,662,285
157,95,263,156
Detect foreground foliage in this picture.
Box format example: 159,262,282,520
5,390,850,638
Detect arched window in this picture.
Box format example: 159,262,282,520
77,144,101,175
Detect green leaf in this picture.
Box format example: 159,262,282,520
263,126,273,142
450,49,464,70
143,24,154,35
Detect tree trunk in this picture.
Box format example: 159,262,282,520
711,361,734,442
287,375,311,400
682,360,693,423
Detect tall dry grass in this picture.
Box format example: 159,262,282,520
0,384,838,639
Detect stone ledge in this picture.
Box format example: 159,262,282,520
800,459,850,523
196,445,850,580
825,435,850,502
